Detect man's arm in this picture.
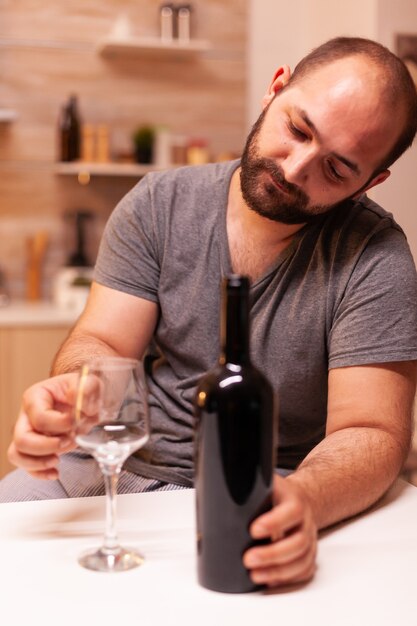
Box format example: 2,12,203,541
243,361,416,587
52,281,158,374
8,282,158,479
289,361,416,527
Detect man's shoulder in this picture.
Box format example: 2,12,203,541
115,159,240,225
318,194,407,253
124,160,240,226
144,159,240,192
346,193,404,235
303,194,414,283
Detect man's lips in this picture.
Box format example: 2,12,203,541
268,172,288,194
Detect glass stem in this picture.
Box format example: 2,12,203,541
101,465,121,554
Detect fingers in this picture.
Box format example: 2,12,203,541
8,373,80,479
22,374,77,436
244,521,317,586
8,438,76,479
247,520,314,566
8,410,76,478
244,475,318,588
8,441,60,480
250,494,305,540
14,408,73,455
249,541,316,587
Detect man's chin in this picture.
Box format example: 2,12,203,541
245,200,327,225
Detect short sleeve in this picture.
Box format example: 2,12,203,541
328,227,417,368
93,176,160,303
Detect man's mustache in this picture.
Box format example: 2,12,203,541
259,159,308,202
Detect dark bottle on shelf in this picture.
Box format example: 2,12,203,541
194,275,277,593
59,95,81,162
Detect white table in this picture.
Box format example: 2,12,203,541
1,480,416,626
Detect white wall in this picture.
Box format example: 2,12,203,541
377,0,417,50
306,0,376,49
372,146,417,260
248,0,417,263
248,0,377,126
371,0,417,262
247,0,311,126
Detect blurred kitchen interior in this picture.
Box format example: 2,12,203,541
0,0,247,300
0,0,417,480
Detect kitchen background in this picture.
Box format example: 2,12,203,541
2,0,417,298
1,0,417,479
0,0,246,299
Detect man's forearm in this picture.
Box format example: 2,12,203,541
287,426,409,530
51,329,119,375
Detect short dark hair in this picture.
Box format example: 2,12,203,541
289,37,417,171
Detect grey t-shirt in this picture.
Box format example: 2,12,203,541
94,160,417,486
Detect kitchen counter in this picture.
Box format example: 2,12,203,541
0,300,81,327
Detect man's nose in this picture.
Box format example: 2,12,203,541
282,147,315,186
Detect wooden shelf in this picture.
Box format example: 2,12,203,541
97,36,211,60
54,161,170,183
0,109,17,123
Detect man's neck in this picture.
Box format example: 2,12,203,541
226,169,306,282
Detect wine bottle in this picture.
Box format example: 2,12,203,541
59,94,81,162
194,275,277,593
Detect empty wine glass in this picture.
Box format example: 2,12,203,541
74,356,150,572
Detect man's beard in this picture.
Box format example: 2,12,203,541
240,108,339,225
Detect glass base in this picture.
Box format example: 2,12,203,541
78,546,145,572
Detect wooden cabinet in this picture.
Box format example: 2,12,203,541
0,325,71,478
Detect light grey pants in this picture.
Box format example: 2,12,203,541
0,450,187,502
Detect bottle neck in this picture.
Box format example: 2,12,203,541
221,276,250,366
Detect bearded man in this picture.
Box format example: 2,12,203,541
2,37,417,589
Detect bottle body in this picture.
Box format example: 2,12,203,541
194,276,277,593
59,95,81,162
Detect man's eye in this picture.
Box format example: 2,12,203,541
288,121,308,140
326,160,344,182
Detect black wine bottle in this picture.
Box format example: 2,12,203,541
59,95,81,162
194,275,277,593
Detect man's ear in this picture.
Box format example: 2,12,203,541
261,65,291,109
352,169,391,199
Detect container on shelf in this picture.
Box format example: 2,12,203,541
58,95,81,162
81,124,95,162
187,138,210,165
132,125,155,164
177,4,192,42
96,125,111,163
154,126,172,169
52,267,93,314
171,135,188,165
160,4,175,42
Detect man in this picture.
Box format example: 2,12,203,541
1,37,417,589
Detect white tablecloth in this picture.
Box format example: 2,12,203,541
1,480,416,626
